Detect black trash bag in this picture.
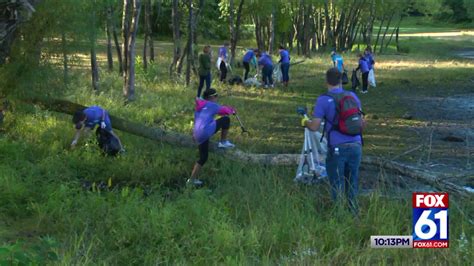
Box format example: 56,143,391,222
96,128,121,156
351,69,360,91
342,70,349,85
228,75,243,85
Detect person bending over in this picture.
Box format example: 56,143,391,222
256,51,274,88
189,89,236,186
71,106,123,150
242,48,258,80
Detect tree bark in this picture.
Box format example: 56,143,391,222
109,5,123,75
61,31,68,85
384,15,402,51
169,0,181,76
124,0,141,101
122,0,131,77
185,0,193,86
268,5,275,54
106,8,114,72
31,97,473,196
90,7,99,91
230,0,244,66
90,47,99,91
373,13,386,53
378,13,394,54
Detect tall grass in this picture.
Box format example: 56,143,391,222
0,31,473,264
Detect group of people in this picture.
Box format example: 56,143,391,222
331,46,376,93
197,43,292,97
70,45,373,215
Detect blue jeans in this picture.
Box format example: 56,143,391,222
326,143,362,213
262,65,273,86
198,73,211,97
281,63,290,82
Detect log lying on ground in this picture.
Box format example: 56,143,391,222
29,98,472,195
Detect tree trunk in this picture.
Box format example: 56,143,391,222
123,0,142,101
185,0,193,86
90,7,99,91
384,15,402,51
395,26,400,52
324,0,334,49
268,6,275,54
106,9,114,72
230,0,244,66
61,31,68,85
90,47,99,91
169,0,181,76
31,97,473,196
378,13,394,54
373,14,386,53
109,5,123,75
122,0,131,76
148,0,154,62
143,0,152,70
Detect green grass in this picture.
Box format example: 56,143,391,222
0,23,473,264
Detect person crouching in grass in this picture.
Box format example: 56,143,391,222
189,89,236,186
71,106,123,150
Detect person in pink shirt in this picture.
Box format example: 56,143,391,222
189,88,236,186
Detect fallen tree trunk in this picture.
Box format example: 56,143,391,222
29,98,472,195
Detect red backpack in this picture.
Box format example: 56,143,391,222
325,91,364,136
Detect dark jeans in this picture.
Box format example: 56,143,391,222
362,72,369,92
243,62,250,80
197,116,230,166
219,61,227,82
326,143,362,213
262,65,273,86
281,63,290,82
198,73,211,98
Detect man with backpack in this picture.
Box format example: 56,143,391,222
301,68,365,214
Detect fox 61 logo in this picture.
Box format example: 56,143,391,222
412,193,449,248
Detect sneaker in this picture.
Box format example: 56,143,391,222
186,178,204,187
218,140,235,148
270,84,274,88
361,90,368,94
264,85,269,89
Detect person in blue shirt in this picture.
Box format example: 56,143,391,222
71,106,123,149
331,51,345,73
242,48,257,80
218,43,229,82
279,45,290,87
256,51,274,88
356,54,369,93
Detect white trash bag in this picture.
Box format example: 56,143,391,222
368,69,376,87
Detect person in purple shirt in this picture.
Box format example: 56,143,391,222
189,88,236,186
242,48,257,80
364,46,375,70
218,43,229,82
279,45,290,87
356,54,369,93
256,51,274,88
301,68,365,214
71,106,123,150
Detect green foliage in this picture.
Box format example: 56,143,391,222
0,237,59,265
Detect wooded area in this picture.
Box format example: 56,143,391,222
3,0,473,94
